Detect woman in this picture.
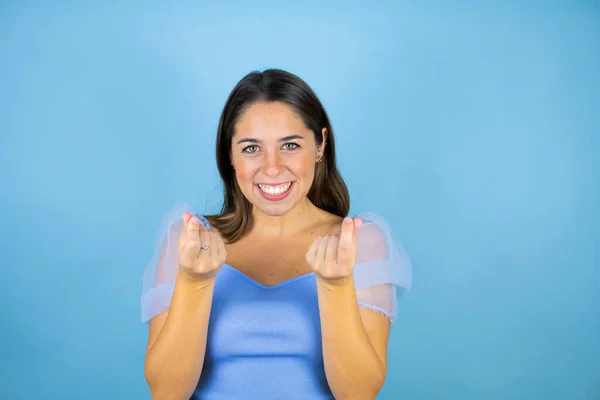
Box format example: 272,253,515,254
141,69,412,399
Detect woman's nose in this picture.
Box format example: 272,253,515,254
262,152,283,178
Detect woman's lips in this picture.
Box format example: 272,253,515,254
256,181,294,201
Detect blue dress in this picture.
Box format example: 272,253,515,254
141,202,412,399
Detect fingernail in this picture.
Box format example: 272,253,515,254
190,217,200,225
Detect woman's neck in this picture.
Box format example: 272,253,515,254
250,198,323,238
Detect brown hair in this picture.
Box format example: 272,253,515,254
206,69,350,243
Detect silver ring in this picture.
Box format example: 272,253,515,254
201,245,209,251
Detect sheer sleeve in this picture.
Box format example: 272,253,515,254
140,201,209,323
352,212,413,326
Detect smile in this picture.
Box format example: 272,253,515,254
257,182,293,196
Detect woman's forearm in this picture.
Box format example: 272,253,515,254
144,271,215,400
317,279,385,400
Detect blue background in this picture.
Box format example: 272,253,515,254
1,1,598,399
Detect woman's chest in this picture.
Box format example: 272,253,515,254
205,267,323,362
225,238,315,287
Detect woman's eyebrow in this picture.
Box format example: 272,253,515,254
236,134,305,145
280,134,305,142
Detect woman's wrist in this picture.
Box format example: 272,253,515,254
176,268,218,289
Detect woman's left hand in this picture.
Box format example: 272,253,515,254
305,216,363,286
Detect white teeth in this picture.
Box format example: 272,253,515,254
258,182,292,195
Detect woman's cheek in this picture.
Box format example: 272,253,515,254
236,158,260,177
288,153,315,175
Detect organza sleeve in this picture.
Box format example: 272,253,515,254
140,201,208,323
352,212,413,326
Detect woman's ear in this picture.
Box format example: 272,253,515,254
320,127,328,153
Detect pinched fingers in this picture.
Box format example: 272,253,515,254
316,235,330,265
179,215,205,263
324,234,339,264
306,217,363,284
177,213,225,279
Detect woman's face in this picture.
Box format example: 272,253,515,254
231,101,326,217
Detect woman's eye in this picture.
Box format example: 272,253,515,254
242,145,259,153
283,143,299,150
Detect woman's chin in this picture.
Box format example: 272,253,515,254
253,202,296,217
251,194,307,217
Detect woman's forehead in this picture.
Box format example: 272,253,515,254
233,102,311,141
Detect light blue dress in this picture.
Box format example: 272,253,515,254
141,202,412,399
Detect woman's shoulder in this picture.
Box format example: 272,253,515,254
353,211,390,224
353,211,396,236
352,210,413,292
351,211,401,259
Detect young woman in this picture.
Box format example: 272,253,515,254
141,69,412,399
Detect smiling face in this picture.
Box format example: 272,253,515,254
230,101,326,217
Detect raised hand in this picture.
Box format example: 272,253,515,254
305,216,363,286
177,212,227,282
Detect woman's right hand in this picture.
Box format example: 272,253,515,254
177,212,227,282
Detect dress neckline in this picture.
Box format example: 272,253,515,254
202,216,317,289
221,264,315,289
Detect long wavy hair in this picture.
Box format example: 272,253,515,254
206,69,350,243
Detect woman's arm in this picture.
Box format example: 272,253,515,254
143,212,225,400
144,272,215,400
307,217,396,399
316,278,390,400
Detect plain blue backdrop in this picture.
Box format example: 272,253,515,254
1,1,598,399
